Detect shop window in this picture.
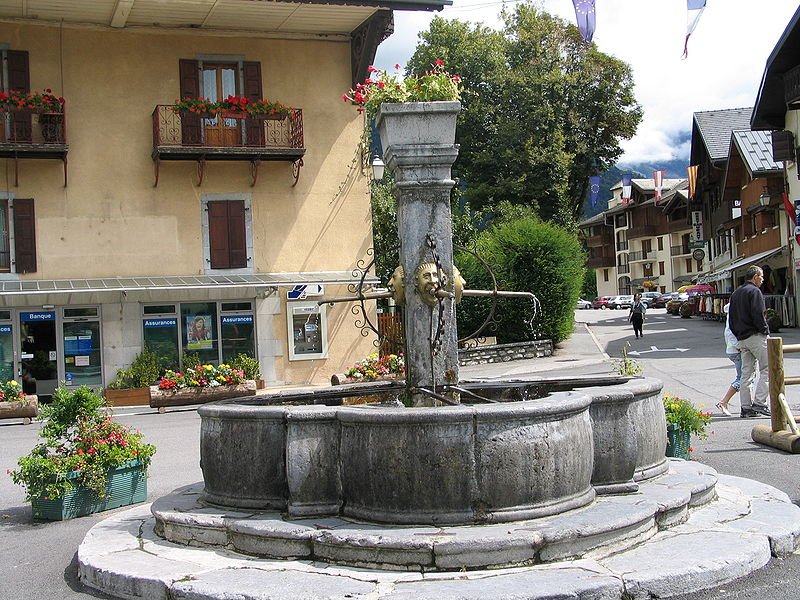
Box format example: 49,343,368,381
288,301,328,360
142,305,179,371
181,302,219,365
0,319,11,381
202,194,253,273
221,313,255,362
0,196,37,273
63,314,102,388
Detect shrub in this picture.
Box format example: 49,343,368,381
229,353,261,381
107,347,162,389
456,215,585,344
9,386,155,502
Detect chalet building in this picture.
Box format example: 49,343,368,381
580,178,692,297
751,4,800,328
0,0,448,400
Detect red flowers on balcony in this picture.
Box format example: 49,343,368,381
0,89,64,113
173,95,291,119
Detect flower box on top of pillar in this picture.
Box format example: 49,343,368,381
375,101,461,149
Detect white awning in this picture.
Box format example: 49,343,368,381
0,271,379,305
698,247,785,284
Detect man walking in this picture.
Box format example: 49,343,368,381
728,265,771,418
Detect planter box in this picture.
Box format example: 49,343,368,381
149,380,257,412
31,459,147,521
666,424,691,460
0,396,39,424
103,387,151,407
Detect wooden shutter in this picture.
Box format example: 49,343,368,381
6,50,31,142
179,59,202,145
12,198,36,273
208,200,247,269
242,61,264,147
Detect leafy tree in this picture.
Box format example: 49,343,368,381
407,5,641,228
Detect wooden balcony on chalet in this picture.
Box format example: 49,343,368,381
626,224,657,239
151,105,306,186
785,63,800,107
0,108,68,186
586,255,615,268
584,232,613,248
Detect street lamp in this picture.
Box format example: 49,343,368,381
759,187,771,207
371,155,385,181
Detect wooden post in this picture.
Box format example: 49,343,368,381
768,336,786,433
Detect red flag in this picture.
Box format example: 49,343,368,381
783,192,795,226
653,170,665,204
687,165,698,200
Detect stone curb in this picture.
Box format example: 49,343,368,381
78,466,800,599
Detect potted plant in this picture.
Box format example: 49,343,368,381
0,379,38,424
229,353,263,389
172,96,218,118
104,347,162,407
766,307,781,333
663,394,711,460
150,362,256,412
0,88,64,113
332,353,405,385
172,95,292,120
9,385,156,520
343,60,462,149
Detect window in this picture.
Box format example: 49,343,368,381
202,194,253,273
179,58,264,146
696,259,703,271
143,305,180,371
685,258,692,272
1,49,34,143
642,239,652,254
659,261,665,276
62,307,102,388
657,237,663,251
603,269,609,282
0,196,37,273
288,301,328,360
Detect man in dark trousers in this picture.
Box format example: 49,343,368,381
728,265,771,418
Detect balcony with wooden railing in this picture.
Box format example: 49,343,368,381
628,250,656,263
586,255,615,268
626,224,657,239
151,105,306,186
0,107,68,186
785,63,800,106
584,232,613,248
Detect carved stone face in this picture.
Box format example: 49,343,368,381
415,262,446,306
388,266,405,305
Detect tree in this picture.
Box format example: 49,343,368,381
407,5,642,228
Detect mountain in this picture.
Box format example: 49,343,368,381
581,159,689,220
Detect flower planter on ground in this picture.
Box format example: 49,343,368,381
31,459,147,521
103,387,151,407
0,396,39,424
666,423,691,460
149,380,257,412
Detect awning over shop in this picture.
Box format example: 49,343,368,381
672,274,696,284
698,247,785,284
0,271,380,306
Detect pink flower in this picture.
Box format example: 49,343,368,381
368,65,378,72
394,63,401,70
434,59,445,66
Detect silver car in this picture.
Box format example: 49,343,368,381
607,294,634,309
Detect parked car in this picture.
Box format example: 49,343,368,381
592,296,612,310
607,295,634,310
576,298,593,309
640,291,661,308
666,293,689,315
653,292,674,308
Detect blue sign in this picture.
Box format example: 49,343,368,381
144,318,177,328
0,324,10,335
221,315,253,325
20,311,55,322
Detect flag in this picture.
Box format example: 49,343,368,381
621,174,632,205
682,0,706,59
687,165,698,200
784,192,795,226
653,170,665,204
589,175,601,207
572,0,596,43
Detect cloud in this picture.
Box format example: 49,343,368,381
375,0,798,163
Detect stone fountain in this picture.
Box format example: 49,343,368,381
76,101,800,599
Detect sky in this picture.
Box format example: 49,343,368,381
374,0,799,165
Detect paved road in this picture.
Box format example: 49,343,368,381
2,309,800,599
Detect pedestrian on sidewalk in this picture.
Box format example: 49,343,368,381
728,265,771,418
716,303,740,417
628,293,646,338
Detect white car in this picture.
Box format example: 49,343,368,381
607,295,634,309
576,298,593,309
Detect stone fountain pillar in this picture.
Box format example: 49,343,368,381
376,101,461,404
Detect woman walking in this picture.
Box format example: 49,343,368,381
716,303,740,417
628,293,646,338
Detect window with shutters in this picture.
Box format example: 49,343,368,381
0,49,33,143
0,196,36,274
179,57,264,147
201,194,253,274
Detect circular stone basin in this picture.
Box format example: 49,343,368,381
197,376,665,525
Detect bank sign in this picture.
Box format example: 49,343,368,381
20,311,55,322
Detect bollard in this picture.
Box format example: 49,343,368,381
752,336,800,453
